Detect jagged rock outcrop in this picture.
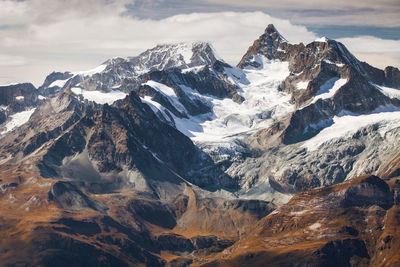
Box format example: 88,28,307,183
238,24,287,68
38,71,74,96
0,83,40,112
385,66,400,88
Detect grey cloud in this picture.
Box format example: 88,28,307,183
125,0,245,19
125,0,400,27
308,25,400,40
201,0,400,9
284,8,377,16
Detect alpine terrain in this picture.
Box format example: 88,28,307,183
1,24,400,266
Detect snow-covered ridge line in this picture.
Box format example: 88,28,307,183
140,55,293,145
315,37,329,43
0,83,20,87
49,78,70,88
373,83,400,99
144,81,187,115
296,81,309,90
73,64,108,76
302,104,400,151
45,41,221,92
71,87,127,105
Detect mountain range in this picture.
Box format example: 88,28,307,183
0,24,400,266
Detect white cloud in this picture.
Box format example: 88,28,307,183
0,0,398,86
338,36,400,53
338,36,400,69
0,54,28,66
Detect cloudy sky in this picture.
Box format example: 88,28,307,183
1,0,399,86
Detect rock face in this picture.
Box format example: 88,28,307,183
38,71,74,96
385,66,400,88
0,83,39,111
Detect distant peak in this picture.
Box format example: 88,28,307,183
102,57,126,65
265,24,277,34
191,41,212,47
314,36,330,43
237,24,288,68
265,24,288,42
151,41,212,51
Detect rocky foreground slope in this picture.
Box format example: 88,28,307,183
0,24,400,266
203,174,400,267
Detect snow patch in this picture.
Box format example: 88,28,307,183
140,96,174,123
49,78,69,88
296,81,309,90
181,65,205,74
178,43,193,64
71,87,126,105
312,77,348,103
0,83,19,87
315,37,328,42
15,96,24,101
224,66,248,84
309,222,321,230
1,108,36,135
323,59,344,67
144,81,187,114
38,95,46,100
290,210,308,216
74,64,107,76
374,83,400,99
302,105,400,151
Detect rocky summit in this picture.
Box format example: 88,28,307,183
0,24,400,267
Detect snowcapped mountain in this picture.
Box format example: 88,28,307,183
38,42,221,96
1,24,400,266
0,83,45,135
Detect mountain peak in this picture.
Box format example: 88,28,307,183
265,24,277,32
127,41,220,72
265,24,288,42
237,24,287,68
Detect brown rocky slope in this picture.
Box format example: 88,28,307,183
200,172,400,267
